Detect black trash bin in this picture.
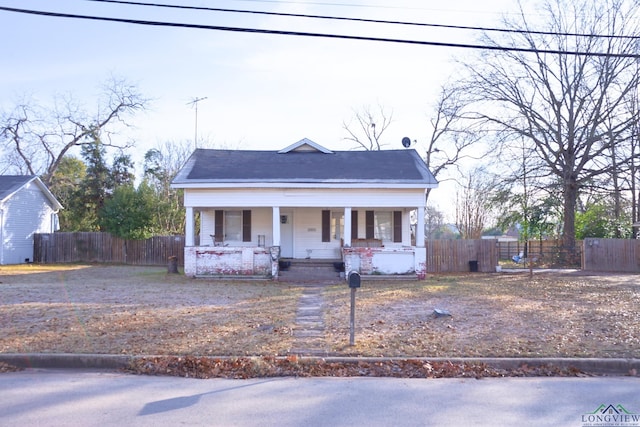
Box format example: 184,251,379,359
168,256,179,274
469,260,478,272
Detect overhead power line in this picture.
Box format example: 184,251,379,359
227,0,417,10
85,0,640,40
0,5,637,58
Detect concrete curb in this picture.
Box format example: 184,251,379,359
0,354,134,370
1,354,639,376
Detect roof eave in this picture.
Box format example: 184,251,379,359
0,176,33,204
172,181,438,189
33,177,64,211
0,176,63,211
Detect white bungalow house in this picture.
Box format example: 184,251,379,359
0,175,63,265
171,139,438,279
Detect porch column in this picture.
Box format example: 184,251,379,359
403,210,411,245
272,206,281,246
185,207,194,246
416,206,425,247
343,207,352,247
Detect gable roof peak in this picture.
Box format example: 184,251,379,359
278,138,334,154
0,175,63,210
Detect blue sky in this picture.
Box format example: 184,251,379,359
0,0,514,214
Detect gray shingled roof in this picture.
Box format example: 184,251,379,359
0,175,37,202
173,146,438,186
0,175,63,209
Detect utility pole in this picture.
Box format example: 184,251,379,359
187,96,207,148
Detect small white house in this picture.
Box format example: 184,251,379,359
171,139,438,279
0,175,63,265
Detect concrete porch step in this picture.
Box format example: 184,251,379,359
279,260,342,282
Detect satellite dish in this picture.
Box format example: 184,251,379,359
401,137,411,148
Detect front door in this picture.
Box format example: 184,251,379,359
280,211,294,258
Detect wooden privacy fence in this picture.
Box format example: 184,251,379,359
34,233,185,266
426,239,498,273
583,238,640,272
35,235,636,272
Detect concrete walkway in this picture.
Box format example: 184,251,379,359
277,260,342,356
290,284,328,356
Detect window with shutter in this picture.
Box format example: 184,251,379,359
374,211,393,241
364,210,401,242
214,210,252,243
224,211,242,241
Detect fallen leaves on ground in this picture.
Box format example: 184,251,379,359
0,362,22,373
125,356,590,379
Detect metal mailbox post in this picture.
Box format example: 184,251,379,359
348,271,361,288
348,271,361,346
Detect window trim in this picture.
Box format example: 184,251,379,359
214,209,252,243
365,210,402,242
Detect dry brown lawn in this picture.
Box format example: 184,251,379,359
1,265,638,359
324,271,640,358
0,265,297,356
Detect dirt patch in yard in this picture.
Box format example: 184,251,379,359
1,265,638,362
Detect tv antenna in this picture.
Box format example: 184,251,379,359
187,96,207,148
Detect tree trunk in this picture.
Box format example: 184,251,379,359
632,144,639,238
562,178,578,264
609,138,622,238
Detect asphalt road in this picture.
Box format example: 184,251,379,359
1,369,639,427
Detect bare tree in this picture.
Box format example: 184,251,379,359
627,90,640,237
423,83,486,205
342,104,393,151
143,139,204,235
459,0,640,257
144,140,194,195
424,205,446,239
493,135,561,244
455,168,496,239
0,76,147,186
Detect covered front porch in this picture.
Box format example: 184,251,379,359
183,204,427,279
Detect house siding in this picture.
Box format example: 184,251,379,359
1,183,57,265
197,207,410,258
292,208,341,259
184,188,426,208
